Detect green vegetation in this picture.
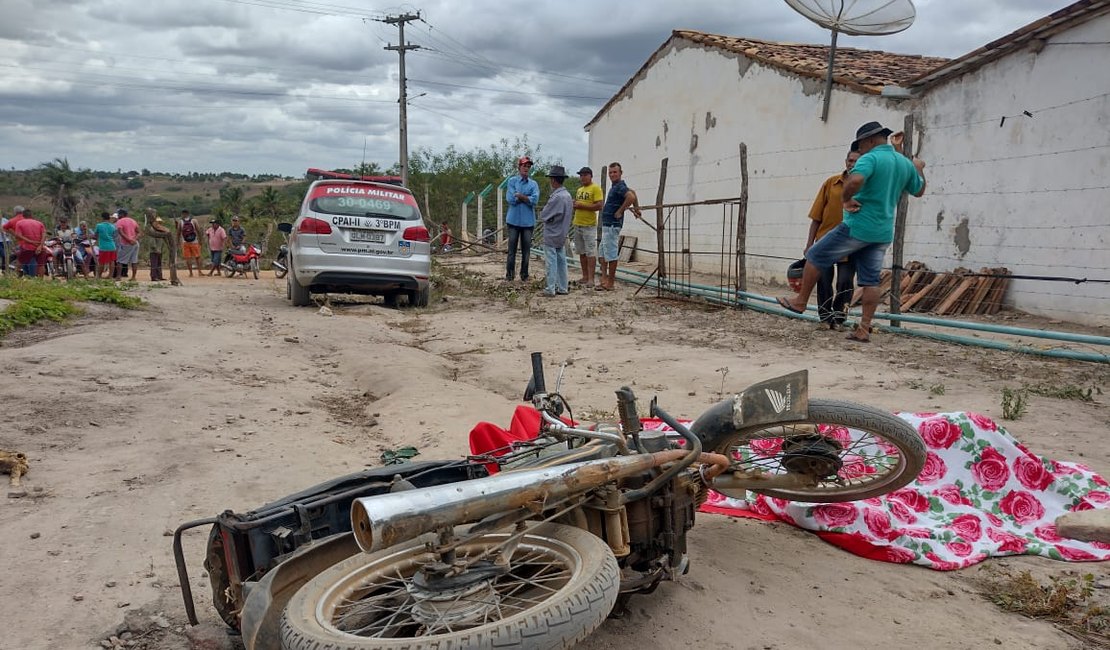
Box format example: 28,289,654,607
1023,383,1097,402
1001,387,1028,420
0,277,142,336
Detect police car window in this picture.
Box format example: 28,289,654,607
311,191,419,220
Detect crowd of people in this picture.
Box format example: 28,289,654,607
0,205,257,281
503,156,642,297
488,119,925,328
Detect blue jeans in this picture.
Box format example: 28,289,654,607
505,225,532,280
805,223,888,287
543,245,568,294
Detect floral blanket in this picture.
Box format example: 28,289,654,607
689,412,1110,570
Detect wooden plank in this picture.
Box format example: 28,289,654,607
1057,510,1110,543
901,273,946,311
985,268,1011,315
618,235,638,263
905,270,935,299
934,276,978,315
962,269,995,314
918,274,962,313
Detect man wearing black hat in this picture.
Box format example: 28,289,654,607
538,165,574,297
779,121,926,343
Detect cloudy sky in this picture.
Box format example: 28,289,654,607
0,0,1074,176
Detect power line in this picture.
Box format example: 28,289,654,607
407,78,609,101
215,0,384,19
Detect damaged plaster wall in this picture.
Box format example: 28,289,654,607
908,12,1110,325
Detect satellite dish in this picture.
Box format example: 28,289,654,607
783,0,917,120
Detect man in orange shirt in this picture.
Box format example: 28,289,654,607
804,147,860,330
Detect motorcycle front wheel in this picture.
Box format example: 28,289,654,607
64,258,75,280
250,258,260,280
714,399,926,503
280,522,619,650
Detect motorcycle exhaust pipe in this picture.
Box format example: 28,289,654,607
351,451,706,553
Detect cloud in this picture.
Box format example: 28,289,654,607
0,0,1079,175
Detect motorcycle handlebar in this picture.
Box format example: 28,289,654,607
530,352,546,395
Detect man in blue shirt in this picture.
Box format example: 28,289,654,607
597,162,640,291
778,121,926,342
505,156,540,282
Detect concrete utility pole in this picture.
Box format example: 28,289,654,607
380,12,421,187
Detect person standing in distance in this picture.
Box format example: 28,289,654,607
504,156,539,282
570,166,604,289
179,209,202,276
597,162,641,291
779,121,926,342
538,165,574,297
805,147,861,330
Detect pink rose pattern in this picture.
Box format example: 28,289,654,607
696,411,1110,570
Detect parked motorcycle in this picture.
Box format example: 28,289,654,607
76,238,98,278
50,237,78,280
222,244,262,279
272,222,291,278
174,354,926,649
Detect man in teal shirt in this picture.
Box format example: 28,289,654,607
779,121,926,342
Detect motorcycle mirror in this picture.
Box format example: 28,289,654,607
277,223,293,234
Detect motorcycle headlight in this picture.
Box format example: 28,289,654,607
63,242,73,250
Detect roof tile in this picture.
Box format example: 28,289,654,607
675,30,949,94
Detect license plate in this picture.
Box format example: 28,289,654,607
350,230,387,243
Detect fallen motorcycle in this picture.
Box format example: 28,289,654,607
175,354,926,649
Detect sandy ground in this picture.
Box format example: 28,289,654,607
0,258,1107,650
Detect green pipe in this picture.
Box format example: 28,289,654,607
607,266,1110,348
549,252,1109,363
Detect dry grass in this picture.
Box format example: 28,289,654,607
980,569,1110,647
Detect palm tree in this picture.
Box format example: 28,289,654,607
257,186,281,221
35,157,92,220
219,185,245,216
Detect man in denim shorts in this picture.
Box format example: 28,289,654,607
779,122,926,342
597,162,640,291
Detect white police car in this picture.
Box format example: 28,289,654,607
284,175,431,307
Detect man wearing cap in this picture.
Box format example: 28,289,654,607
597,162,641,291
804,147,861,330
504,156,540,282
779,121,926,343
205,218,227,276
179,209,202,276
538,165,574,297
570,166,604,288
115,208,141,280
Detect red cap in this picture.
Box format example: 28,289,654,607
518,156,533,166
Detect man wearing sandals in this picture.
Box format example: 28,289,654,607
779,122,926,342
597,162,641,291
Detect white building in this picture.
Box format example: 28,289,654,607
585,1,1110,326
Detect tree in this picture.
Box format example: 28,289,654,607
219,185,244,216
408,135,549,228
34,157,92,221
257,186,282,221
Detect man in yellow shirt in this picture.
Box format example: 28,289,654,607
570,166,604,288
805,147,860,329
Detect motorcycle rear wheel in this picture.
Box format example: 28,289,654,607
280,522,618,650
713,399,926,502
273,264,288,279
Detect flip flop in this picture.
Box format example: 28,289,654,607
845,331,871,343
776,297,806,314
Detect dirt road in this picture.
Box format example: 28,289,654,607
0,262,1106,649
